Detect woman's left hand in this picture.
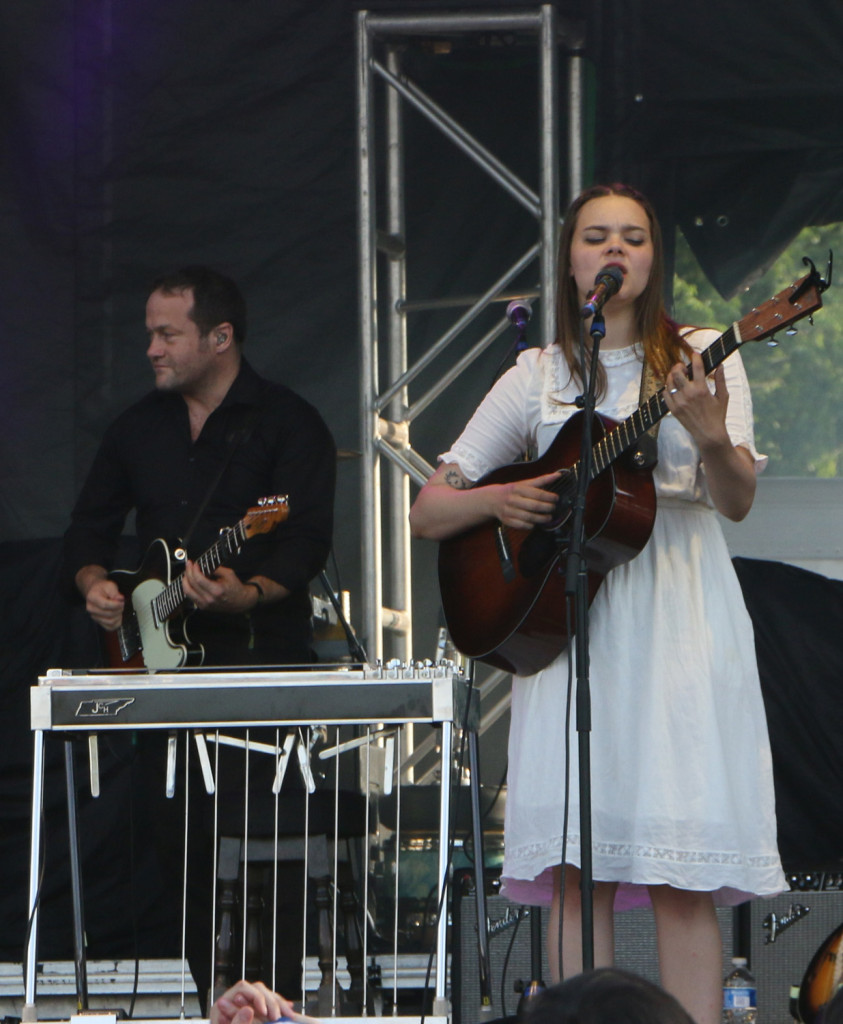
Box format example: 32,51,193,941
663,350,731,454
663,348,757,521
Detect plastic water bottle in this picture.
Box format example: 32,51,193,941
722,956,758,1023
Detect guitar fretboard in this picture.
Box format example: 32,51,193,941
152,521,248,623
569,323,743,485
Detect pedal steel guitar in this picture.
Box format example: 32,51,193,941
25,663,472,1021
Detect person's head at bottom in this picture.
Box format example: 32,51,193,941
523,968,694,1024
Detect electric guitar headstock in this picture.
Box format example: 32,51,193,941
242,495,290,537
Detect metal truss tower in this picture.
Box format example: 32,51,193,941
356,6,585,665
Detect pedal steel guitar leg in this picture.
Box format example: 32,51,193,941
64,740,89,1011
23,729,45,1022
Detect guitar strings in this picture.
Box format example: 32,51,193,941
498,322,743,553
151,521,248,623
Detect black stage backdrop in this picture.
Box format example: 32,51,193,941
2,0,842,542
2,0,843,960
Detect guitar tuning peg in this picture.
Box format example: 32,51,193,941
785,326,798,336
808,314,815,326
767,337,779,347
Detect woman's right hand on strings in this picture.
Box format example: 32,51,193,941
410,462,560,541
490,471,561,530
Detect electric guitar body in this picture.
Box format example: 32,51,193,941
105,537,203,670
798,922,843,1023
102,495,289,671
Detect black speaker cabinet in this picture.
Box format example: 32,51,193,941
453,872,551,1024
748,874,843,1024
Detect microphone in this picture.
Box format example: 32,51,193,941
506,298,532,331
580,265,625,318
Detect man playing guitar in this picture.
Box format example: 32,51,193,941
64,265,335,668
62,266,336,1009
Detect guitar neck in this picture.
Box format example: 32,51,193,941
587,323,742,479
154,521,248,622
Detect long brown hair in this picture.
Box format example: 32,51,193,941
555,183,690,397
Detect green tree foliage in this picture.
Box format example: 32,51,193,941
672,226,842,477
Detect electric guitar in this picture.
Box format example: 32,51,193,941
798,919,843,1023
104,495,289,670
438,258,830,676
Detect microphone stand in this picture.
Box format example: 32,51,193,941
318,570,368,663
489,305,531,388
561,308,605,971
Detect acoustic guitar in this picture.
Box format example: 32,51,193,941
104,495,289,670
438,260,829,676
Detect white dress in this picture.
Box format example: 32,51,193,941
440,333,786,909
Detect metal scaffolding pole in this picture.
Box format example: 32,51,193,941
538,4,560,358
356,10,382,660
357,5,584,665
385,44,413,668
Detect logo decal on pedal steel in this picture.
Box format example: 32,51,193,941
75,697,136,718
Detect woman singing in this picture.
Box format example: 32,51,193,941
409,183,785,1024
